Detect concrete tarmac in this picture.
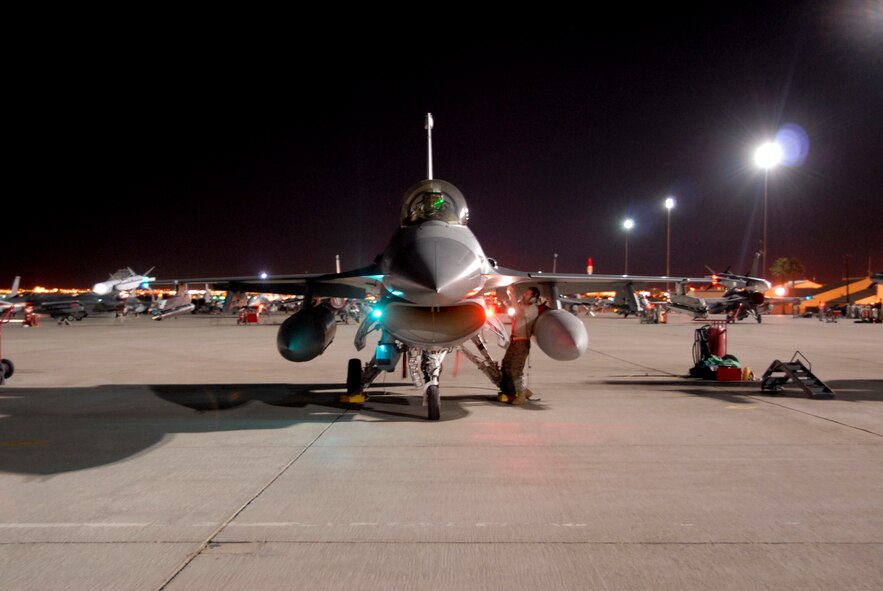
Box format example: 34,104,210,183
1,312,881,590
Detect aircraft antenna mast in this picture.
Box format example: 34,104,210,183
425,112,434,180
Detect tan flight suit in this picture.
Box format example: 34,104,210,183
500,300,539,398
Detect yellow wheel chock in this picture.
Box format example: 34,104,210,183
340,392,367,404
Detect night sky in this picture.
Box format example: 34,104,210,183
6,4,882,289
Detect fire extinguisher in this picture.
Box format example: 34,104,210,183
707,323,727,357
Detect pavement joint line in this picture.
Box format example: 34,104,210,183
305,443,879,448
154,407,350,591
186,540,883,546
0,540,883,547
0,523,151,528
0,541,200,546
587,348,680,377
3,540,882,546
741,394,883,438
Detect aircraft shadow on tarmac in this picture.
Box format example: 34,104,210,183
601,378,883,404
148,382,483,422
0,382,489,476
4,380,877,476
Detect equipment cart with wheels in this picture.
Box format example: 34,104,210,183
689,320,741,380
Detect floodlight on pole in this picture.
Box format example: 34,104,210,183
623,218,634,275
754,141,782,277
664,197,675,278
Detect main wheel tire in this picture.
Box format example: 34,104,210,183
427,384,440,421
346,358,362,395
1,358,12,380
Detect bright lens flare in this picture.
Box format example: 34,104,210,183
775,124,810,167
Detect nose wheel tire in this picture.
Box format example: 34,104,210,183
427,384,440,421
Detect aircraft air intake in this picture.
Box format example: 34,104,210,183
380,302,487,349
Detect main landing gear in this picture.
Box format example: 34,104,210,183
425,384,441,421
344,358,368,404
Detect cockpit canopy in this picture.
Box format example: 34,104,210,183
400,179,469,226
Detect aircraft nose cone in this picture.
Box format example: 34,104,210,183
386,236,484,305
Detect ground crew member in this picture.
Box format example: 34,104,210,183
499,286,545,405
23,306,39,327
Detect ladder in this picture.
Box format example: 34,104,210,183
760,351,834,399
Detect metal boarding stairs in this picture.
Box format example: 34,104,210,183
760,351,835,399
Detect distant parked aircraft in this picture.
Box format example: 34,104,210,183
667,254,785,323
93,267,156,296
150,283,195,320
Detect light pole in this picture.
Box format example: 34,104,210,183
664,196,675,277
754,141,783,276
623,218,634,275
553,253,558,273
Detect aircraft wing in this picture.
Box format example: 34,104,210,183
484,267,709,293
765,295,801,305
161,264,712,302
162,264,384,300
559,296,607,305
